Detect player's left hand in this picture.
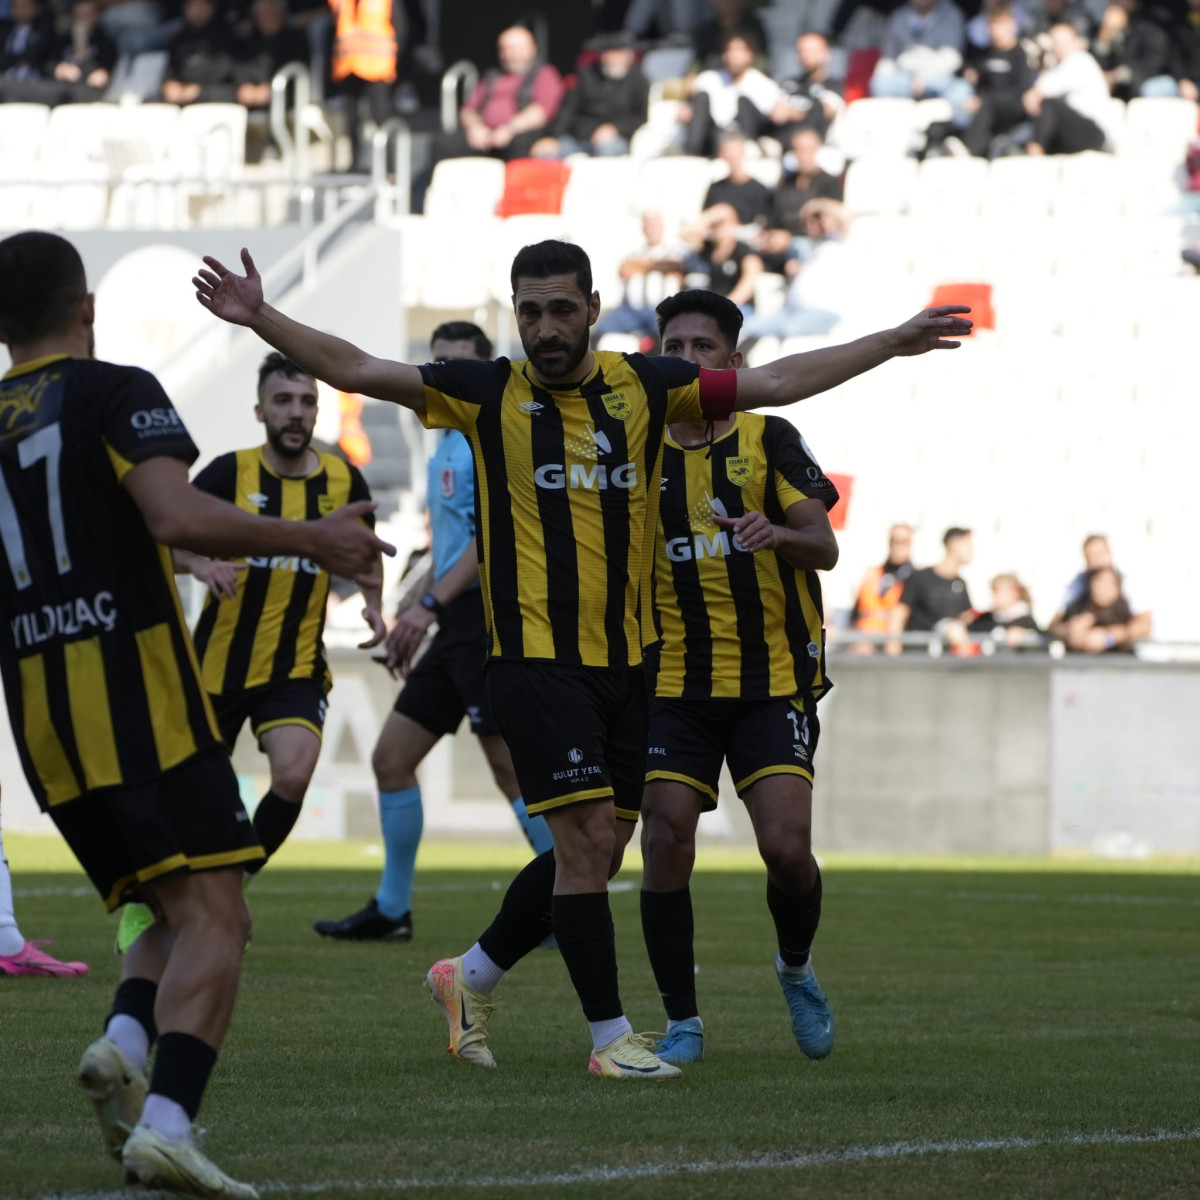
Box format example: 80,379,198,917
714,511,776,553
891,305,973,355
385,606,436,677
358,606,387,650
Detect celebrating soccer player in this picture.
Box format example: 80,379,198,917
0,231,389,1197
193,239,970,1079
314,322,554,944
642,289,837,1066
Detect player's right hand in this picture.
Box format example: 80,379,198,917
193,248,265,325
310,501,396,577
194,559,245,600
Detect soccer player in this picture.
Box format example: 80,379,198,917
0,231,389,1196
193,239,970,1079
640,289,838,1066
0,812,88,976
314,322,553,943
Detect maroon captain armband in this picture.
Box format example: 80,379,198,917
698,367,737,419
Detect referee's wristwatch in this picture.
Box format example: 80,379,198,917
419,592,445,619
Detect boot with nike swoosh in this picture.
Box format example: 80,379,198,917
122,1125,259,1199
424,956,497,1068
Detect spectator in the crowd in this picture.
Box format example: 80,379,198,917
1050,566,1151,653
702,134,774,225
773,31,844,140
1054,533,1147,620
233,0,308,110
1173,0,1200,102
740,199,850,339
328,0,398,169
960,7,1036,156
531,31,649,158
1024,0,1094,63
162,0,238,105
870,0,975,129
849,523,915,654
45,0,117,101
592,211,687,346
967,573,1042,648
691,0,769,74
1023,22,1113,154
455,25,564,160
0,0,55,89
683,31,783,157
757,125,843,270
1092,0,1176,98
966,0,1028,48
887,526,974,655
681,203,764,308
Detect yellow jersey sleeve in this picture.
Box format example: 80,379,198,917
764,416,840,513
417,359,509,432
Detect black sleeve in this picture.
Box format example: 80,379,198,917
347,463,376,529
95,27,118,73
418,357,507,402
99,366,200,472
614,68,650,139
642,355,701,391
900,570,927,609
764,417,839,511
702,181,720,210
552,75,581,136
191,452,238,500
966,611,996,633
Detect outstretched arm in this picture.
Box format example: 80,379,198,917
734,305,973,410
192,248,427,411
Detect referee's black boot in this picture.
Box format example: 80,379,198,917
313,899,413,942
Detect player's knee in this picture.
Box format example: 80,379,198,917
760,831,813,887
371,742,417,792
269,771,311,804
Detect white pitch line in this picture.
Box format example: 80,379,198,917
28,1126,1200,1200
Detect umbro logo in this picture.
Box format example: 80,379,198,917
518,400,543,413
246,492,269,507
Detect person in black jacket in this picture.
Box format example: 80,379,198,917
233,0,308,109
0,0,56,94
162,0,238,105
50,0,117,100
961,8,1036,156
1092,0,1175,97
532,33,649,158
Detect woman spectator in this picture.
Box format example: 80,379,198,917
1050,566,1150,653
967,573,1041,648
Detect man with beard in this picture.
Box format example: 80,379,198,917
192,239,971,1079
117,353,386,951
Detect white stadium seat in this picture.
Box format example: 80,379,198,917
1050,152,1120,221
843,156,917,216
560,155,639,226
830,98,917,160
638,156,713,227
425,157,506,221
981,155,1061,220
1121,97,1199,162
910,155,988,219
174,103,247,179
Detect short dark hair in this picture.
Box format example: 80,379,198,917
257,351,314,394
721,30,762,55
0,231,88,345
431,321,493,359
655,289,744,353
943,526,972,547
510,239,593,298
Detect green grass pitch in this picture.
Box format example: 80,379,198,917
2,837,1198,1199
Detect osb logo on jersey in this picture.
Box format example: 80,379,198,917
600,391,632,421
317,494,338,515
726,457,753,487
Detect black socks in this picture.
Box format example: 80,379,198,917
640,887,698,1021
248,789,301,870
108,976,159,1044
768,866,823,969
478,849,556,970
149,1032,217,1120
553,892,623,1022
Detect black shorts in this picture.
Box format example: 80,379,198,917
645,693,820,812
393,589,499,737
486,660,648,822
47,745,264,912
210,677,328,749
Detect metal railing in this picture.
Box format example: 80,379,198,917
371,118,412,219
440,59,480,133
270,62,313,183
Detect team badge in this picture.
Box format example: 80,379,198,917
317,494,338,515
440,467,456,499
600,390,632,421
725,457,753,487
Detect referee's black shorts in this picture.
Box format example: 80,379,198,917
393,589,500,737
48,745,264,911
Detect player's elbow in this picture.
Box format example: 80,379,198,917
816,534,839,571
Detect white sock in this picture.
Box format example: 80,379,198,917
589,1015,633,1051
776,952,811,975
667,1015,703,1035
0,830,26,957
139,1094,192,1145
460,943,505,995
105,1014,150,1073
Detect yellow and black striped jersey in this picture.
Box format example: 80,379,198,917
651,412,838,701
190,448,371,695
418,350,735,670
0,355,220,810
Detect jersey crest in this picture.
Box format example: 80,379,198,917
600,390,633,421
725,456,753,487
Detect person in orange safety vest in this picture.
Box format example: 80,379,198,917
329,0,399,168
850,523,913,653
